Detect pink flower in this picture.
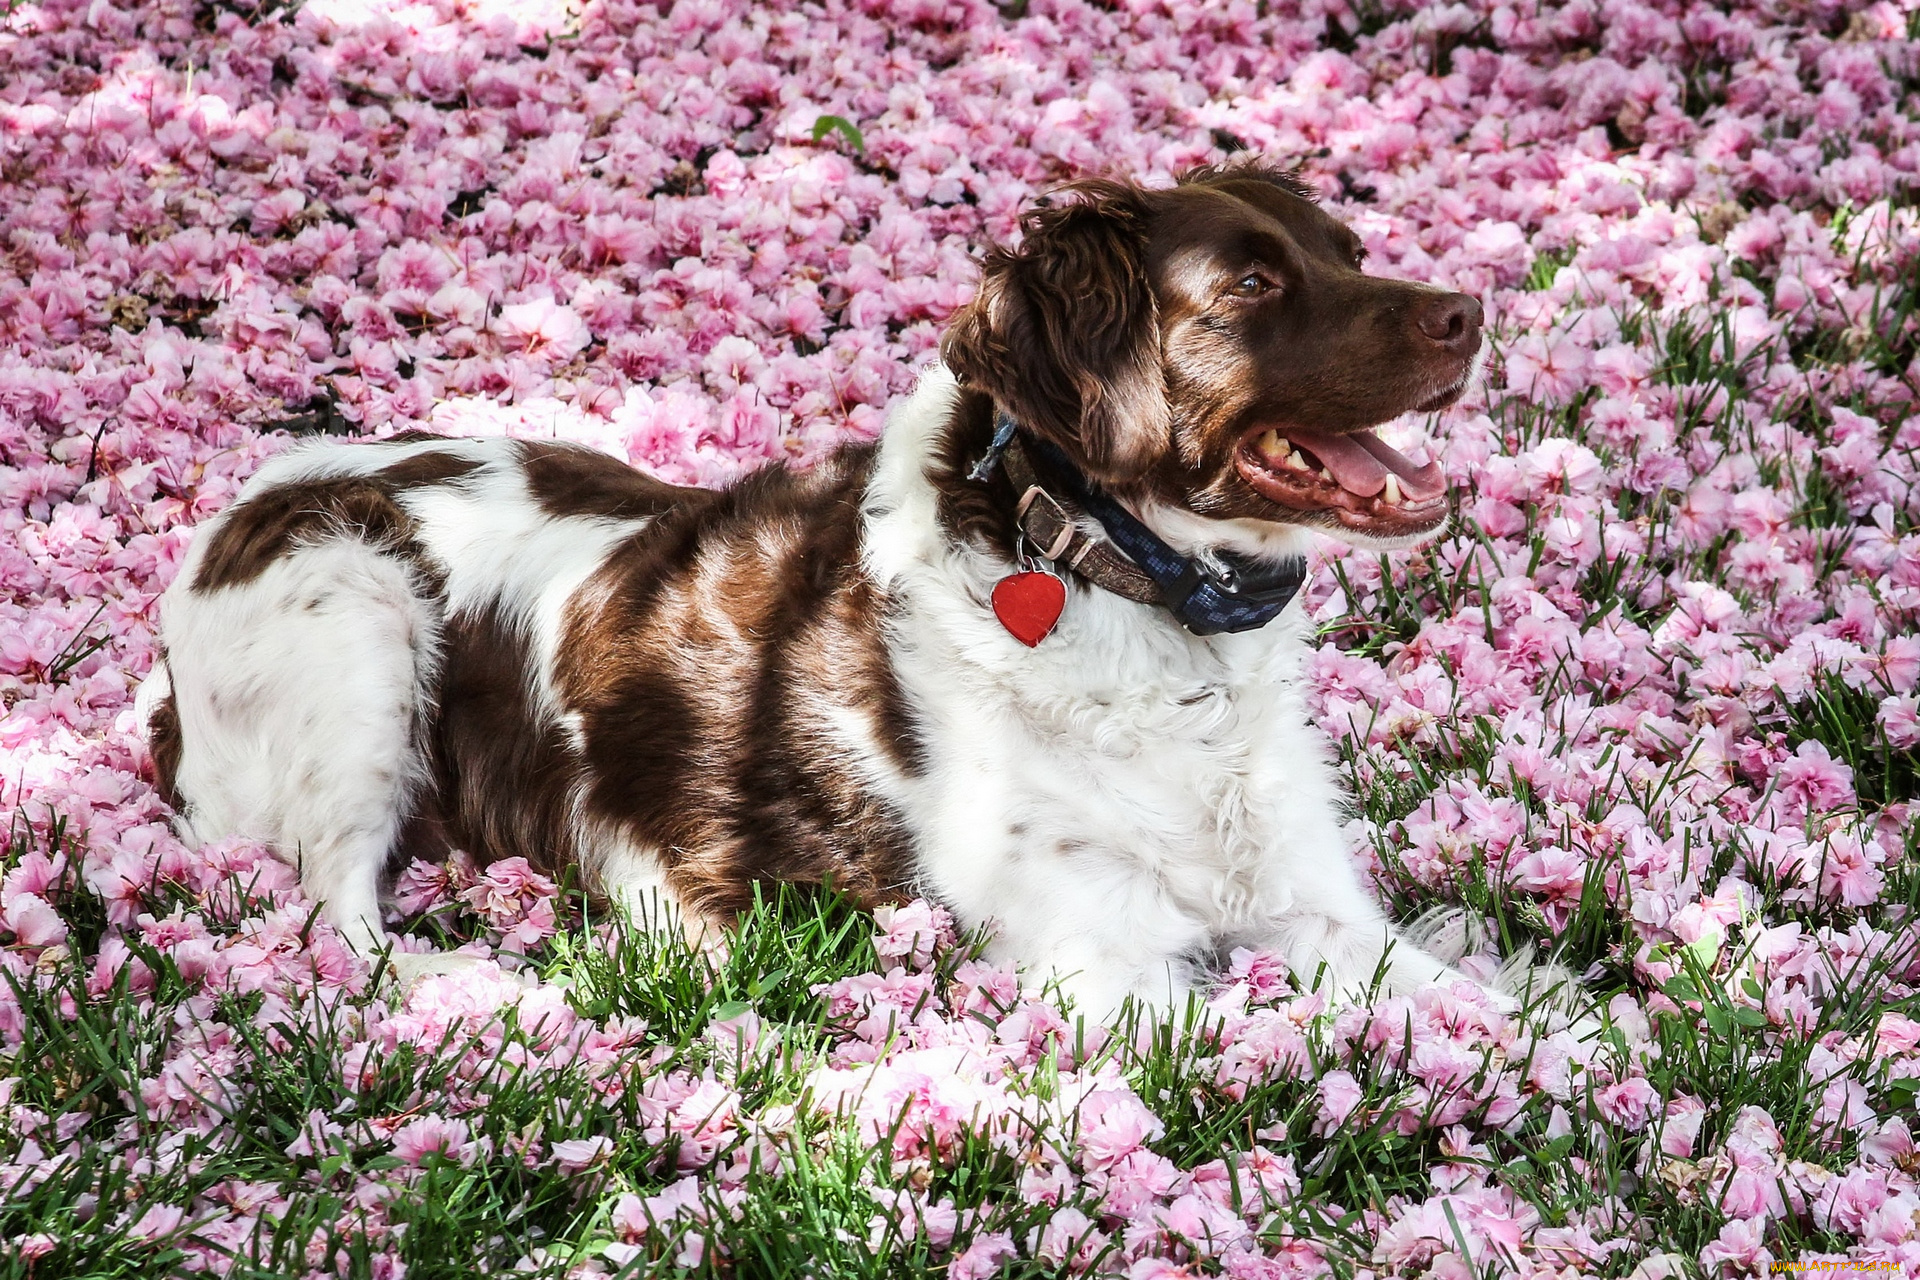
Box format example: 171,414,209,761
1813,1075,1875,1137
1315,1070,1365,1133
1588,344,1651,396
873,899,955,970
1729,1106,1784,1155
948,1232,1017,1280
458,857,560,949
1727,489,1791,542
608,1192,651,1241
1594,1077,1657,1130
495,298,591,362
1875,1012,1920,1056
285,1109,346,1160
0,0,1916,1267
1698,1217,1773,1274
707,1007,765,1060
1075,1086,1164,1170
1815,832,1884,907
1,892,67,948
390,1115,475,1167
1503,333,1592,403
1102,1149,1183,1216
1147,1192,1251,1252
1775,742,1854,816
1,849,66,899
1460,220,1532,285
1878,695,1920,748
1375,1189,1536,1266
613,1177,721,1268
1661,1096,1708,1157
1858,1118,1914,1167
392,857,459,916
1511,846,1585,900
127,1204,186,1241
549,1135,614,1174
1030,1206,1105,1268
11,1234,55,1261
1225,948,1295,1004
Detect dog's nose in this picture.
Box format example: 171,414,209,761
1416,293,1483,354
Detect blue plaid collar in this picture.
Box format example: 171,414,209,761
978,411,1308,637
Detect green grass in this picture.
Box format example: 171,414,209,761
5,768,1920,1279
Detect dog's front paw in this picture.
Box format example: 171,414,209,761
1044,957,1205,1033
380,948,511,991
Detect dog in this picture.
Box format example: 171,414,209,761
139,161,1502,1020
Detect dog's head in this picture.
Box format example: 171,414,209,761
942,162,1482,553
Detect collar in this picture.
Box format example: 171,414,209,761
978,411,1308,637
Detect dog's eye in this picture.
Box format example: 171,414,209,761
1229,273,1273,298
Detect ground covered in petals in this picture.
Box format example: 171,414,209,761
3,0,1919,1276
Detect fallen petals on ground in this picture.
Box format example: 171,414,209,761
2,0,1918,1275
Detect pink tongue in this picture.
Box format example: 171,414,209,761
1284,428,1445,501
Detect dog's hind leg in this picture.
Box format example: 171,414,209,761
158,538,441,957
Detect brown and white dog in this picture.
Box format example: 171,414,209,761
140,162,1495,1019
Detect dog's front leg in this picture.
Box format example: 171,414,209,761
1261,907,1480,1006
966,855,1215,1025
1255,896,1607,1038
1244,834,1493,1006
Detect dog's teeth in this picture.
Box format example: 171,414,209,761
1318,467,1333,483
1256,429,1289,461
1382,474,1402,505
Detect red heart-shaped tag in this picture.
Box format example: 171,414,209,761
992,571,1066,647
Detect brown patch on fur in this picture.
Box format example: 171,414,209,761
926,386,1021,562
428,602,583,877
518,441,703,521
941,180,1166,486
146,687,185,810
392,799,459,868
380,450,483,488
852,582,929,780
554,448,920,921
191,478,420,593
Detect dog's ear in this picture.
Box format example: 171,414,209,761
942,182,1167,484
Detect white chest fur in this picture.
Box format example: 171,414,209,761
861,369,1403,1016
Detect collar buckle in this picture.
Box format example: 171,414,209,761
1013,485,1077,563
1020,433,1308,638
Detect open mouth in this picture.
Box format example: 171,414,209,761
1234,424,1449,536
